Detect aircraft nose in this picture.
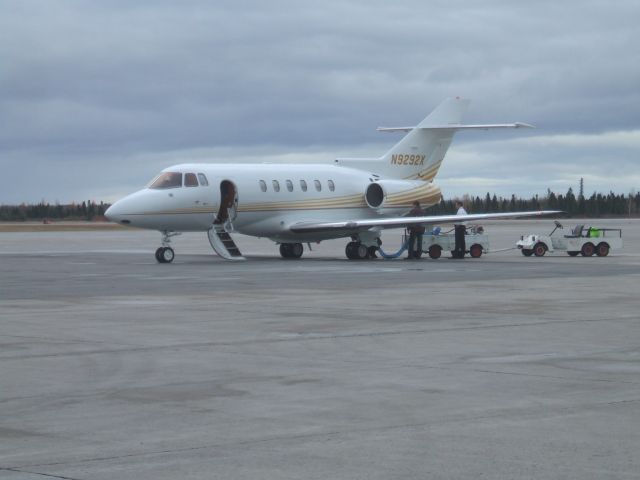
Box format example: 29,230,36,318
104,202,120,222
104,199,131,225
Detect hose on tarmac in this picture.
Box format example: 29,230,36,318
378,243,516,259
486,247,518,253
378,240,409,259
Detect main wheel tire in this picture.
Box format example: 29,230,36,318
533,243,547,257
596,242,610,257
567,251,579,257
428,245,442,259
279,243,293,258
161,247,175,263
290,243,304,259
521,249,533,257
346,242,364,260
354,243,367,259
155,247,165,263
469,244,483,258
581,242,595,257
345,242,355,259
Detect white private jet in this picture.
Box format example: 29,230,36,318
105,97,557,262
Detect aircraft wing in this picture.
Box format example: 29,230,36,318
289,210,561,234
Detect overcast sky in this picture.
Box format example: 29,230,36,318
1,0,639,204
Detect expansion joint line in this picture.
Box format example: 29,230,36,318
0,467,84,480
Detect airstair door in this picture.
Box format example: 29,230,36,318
207,224,245,260
208,180,245,260
215,180,238,228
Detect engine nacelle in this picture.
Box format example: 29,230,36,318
365,180,442,210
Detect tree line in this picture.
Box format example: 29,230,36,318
0,201,110,221
429,188,639,217
0,188,638,221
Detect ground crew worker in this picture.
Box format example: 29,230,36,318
405,200,426,259
452,200,467,258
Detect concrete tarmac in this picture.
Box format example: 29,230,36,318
1,219,639,479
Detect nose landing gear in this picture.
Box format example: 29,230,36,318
155,246,175,263
156,231,181,263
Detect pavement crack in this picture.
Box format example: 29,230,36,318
3,315,638,361
0,467,84,480
11,395,640,470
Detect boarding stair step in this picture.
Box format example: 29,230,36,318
207,224,245,261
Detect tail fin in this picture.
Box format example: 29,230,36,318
334,98,532,179
379,97,470,180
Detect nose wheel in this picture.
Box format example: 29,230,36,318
155,247,175,263
156,231,180,263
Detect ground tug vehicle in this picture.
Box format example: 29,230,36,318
422,225,488,259
516,221,622,257
379,225,489,259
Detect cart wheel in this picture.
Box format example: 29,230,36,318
521,249,533,257
581,242,595,257
533,243,547,257
567,251,579,257
428,245,442,259
596,242,610,257
469,244,482,258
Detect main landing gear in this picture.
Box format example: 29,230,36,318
279,242,304,259
345,241,379,260
155,231,181,263
345,232,381,260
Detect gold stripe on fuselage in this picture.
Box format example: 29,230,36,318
403,160,443,181
124,182,441,216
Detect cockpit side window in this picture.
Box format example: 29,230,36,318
197,173,209,186
149,172,183,189
184,173,198,187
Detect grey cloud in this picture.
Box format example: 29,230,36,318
1,0,639,203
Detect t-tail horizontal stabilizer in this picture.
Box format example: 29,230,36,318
336,97,532,181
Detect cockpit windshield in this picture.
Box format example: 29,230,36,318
149,172,183,189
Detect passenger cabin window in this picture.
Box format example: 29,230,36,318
328,180,335,192
184,173,198,187
259,180,267,192
197,173,209,186
300,180,307,192
314,179,322,192
286,180,293,192
149,172,182,189
272,180,280,192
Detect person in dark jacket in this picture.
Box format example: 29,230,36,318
405,201,426,259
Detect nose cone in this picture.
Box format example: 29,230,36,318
104,189,173,229
104,199,130,225
104,191,152,226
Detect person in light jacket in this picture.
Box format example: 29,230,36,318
452,200,467,258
